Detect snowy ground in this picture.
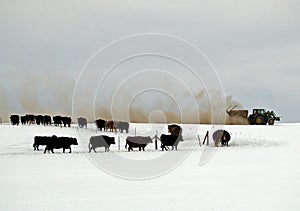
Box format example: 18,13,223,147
0,123,300,210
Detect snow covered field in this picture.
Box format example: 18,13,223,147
0,123,300,210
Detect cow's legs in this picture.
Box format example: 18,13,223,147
69,147,72,153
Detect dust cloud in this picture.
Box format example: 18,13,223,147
2,71,246,124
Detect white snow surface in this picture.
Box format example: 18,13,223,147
0,123,300,210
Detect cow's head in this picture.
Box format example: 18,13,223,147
147,136,153,143
72,138,78,145
109,137,116,145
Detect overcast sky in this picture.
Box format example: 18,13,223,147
0,0,299,122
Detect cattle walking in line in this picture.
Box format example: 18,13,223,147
125,136,152,151
115,121,130,133
10,115,20,125
213,130,231,147
53,116,71,127
78,117,87,128
33,136,56,151
89,135,115,152
160,134,183,151
95,119,106,131
168,124,182,136
44,136,78,153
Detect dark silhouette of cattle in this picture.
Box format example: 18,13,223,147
10,115,20,125
213,130,231,147
115,121,129,133
78,117,87,128
95,119,106,131
61,117,71,127
21,115,27,125
33,136,56,150
26,114,35,124
160,134,183,151
44,136,78,153
125,136,152,151
89,135,115,152
105,120,115,132
35,115,45,125
168,124,182,136
53,116,62,126
44,115,51,125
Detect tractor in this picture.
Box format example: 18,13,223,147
248,109,281,125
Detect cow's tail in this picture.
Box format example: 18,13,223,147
125,142,127,149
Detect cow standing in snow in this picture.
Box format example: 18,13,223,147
89,135,115,152
44,136,78,153
160,134,183,151
125,136,152,151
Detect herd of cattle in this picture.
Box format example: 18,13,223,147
10,114,231,153
10,114,72,127
10,115,130,134
33,124,189,153
32,121,231,154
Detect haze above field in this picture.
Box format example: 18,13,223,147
0,0,299,122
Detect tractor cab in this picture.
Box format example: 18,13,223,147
253,109,266,115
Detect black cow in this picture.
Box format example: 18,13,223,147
21,116,27,125
89,135,115,152
160,134,183,151
33,136,56,151
44,136,78,153
35,115,45,125
44,115,51,125
78,117,87,128
105,120,115,132
62,117,71,127
213,130,231,147
125,136,152,151
115,121,129,133
26,114,35,124
53,116,62,126
168,124,182,136
10,115,20,125
95,119,106,131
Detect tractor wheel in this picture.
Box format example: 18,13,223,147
268,118,275,125
248,115,255,125
255,115,264,125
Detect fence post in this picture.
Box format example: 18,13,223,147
118,137,120,151
202,131,209,145
207,131,209,146
155,130,158,150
